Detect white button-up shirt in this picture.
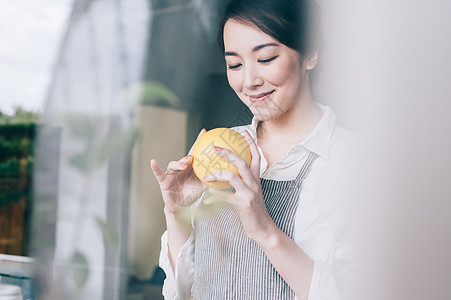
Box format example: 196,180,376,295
159,103,356,299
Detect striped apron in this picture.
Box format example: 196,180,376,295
191,151,318,300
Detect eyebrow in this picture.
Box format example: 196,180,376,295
224,43,279,56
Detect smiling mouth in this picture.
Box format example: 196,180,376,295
249,90,275,103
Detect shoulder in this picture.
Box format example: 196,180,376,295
328,124,358,161
306,123,357,206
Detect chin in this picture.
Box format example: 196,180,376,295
251,110,283,122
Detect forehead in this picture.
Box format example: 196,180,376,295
223,19,279,52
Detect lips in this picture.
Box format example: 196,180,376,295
249,90,275,103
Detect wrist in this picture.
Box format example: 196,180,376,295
164,204,189,215
164,206,191,226
255,223,283,252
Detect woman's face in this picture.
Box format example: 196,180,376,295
223,19,315,121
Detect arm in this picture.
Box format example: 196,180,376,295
159,220,195,300
150,128,208,299
159,195,205,299
260,178,356,300
164,207,192,273
157,195,198,300
258,224,352,300
258,225,315,299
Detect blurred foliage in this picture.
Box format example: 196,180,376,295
59,79,179,288
0,107,36,125
70,251,89,288
64,113,141,173
0,136,33,162
0,158,21,177
95,217,119,249
0,124,35,139
65,113,97,140
0,107,36,257
139,80,180,107
0,107,36,208
119,80,180,110
62,112,141,287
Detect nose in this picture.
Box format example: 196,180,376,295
243,63,263,90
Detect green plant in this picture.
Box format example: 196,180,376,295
0,107,36,125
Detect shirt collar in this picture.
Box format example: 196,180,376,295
248,103,335,159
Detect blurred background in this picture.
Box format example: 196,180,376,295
0,0,450,300
0,0,252,299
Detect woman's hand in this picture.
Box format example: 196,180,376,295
150,128,208,214
203,130,277,245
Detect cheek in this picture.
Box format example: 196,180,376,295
226,71,243,93
265,61,295,86
267,60,302,92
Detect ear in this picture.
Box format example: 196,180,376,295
305,50,318,70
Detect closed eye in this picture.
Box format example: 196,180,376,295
258,56,278,64
227,63,242,70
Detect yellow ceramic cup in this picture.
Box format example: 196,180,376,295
192,128,252,190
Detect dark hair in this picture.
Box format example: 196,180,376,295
218,0,320,56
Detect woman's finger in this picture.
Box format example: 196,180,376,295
188,128,206,156
165,168,182,175
244,130,261,179
213,146,255,186
165,161,191,175
204,171,249,195
150,158,166,183
166,156,192,173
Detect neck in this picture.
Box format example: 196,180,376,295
257,92,323,145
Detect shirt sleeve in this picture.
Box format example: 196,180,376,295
307,260,340,300
159,229,195,300
159,191,206,299
306,235,357,300
298,203,357,300
302,138,357,300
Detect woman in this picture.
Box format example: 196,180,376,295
150,0,354,299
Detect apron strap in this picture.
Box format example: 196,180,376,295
293,151,319,188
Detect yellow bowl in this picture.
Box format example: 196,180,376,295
192,128,252,190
